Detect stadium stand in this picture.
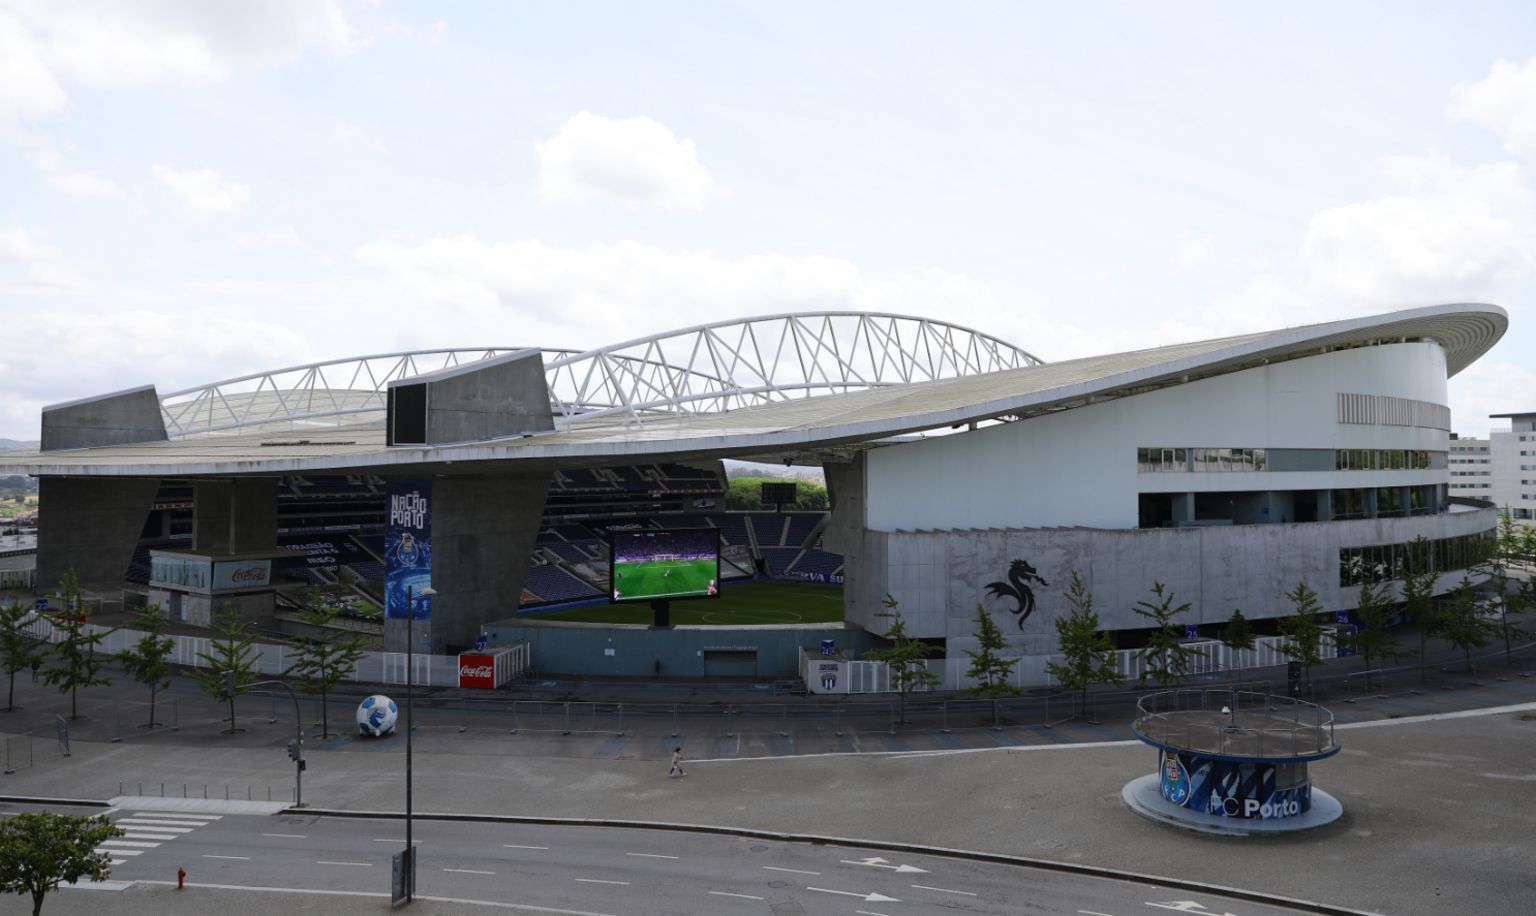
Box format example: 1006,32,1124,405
758,547,802,575
786,548,844,578
711,514,751,546
549,542,598,564
749,513,786,547
523,564,602,602
784,513,823,546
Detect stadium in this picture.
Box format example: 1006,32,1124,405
0,303,1509,683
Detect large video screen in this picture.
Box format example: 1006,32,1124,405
609,528,721,604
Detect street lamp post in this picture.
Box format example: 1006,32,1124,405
404,583,435,903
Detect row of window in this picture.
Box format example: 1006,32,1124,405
1335,449,1439,471
1138,448,1444,473
1336,393,1450,430
1329,485,1438,520
1338,533,1492,587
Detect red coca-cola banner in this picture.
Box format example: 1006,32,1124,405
458,653,496,689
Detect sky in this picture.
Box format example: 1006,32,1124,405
1,1,1533,442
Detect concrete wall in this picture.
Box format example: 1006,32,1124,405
36,477,159,601
193,478,278,553
845,506,1498,649
398,474,551,654
480,620,886,678
389,350,555,446
866,343,1450,531
40,385,166,452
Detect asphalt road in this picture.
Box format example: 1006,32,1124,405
7,802,1328,916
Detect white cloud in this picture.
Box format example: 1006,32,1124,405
1176,232,1216,272
535,111,720,209
0,0,355,123
152,164,250,216
33,149,116,195
0,224,85,289
0,10,67,123
1298,151,1535,304
1449,57,1536,159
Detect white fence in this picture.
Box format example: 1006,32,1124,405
846,635,1336,694
20,613,531,689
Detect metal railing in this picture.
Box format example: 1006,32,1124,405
1132,687,1337,759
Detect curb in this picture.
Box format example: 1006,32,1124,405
290,806,1384,916
0,795,109,808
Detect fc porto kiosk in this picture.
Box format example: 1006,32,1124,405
1124,688,1343,835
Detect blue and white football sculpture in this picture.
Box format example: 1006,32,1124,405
356,694,399,737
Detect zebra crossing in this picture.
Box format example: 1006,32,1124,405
98,810,222,865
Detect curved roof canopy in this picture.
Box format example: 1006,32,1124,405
4,302,1507,476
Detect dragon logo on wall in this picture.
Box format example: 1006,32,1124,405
985,558,1049,630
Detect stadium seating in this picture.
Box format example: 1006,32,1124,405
548,542,598,564
523,564,602,602
785,549,844,578
758,546,802,575
711,514,751,545
749,513,787,547
784,513,823,546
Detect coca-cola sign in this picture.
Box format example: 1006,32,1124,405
458,653,496,689
212,560,272,591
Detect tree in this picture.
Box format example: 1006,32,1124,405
1219,609,1255,687
1400,536,1443,683
0,811,124,916
1045,572,1123,717
116,606,175,729
0,600,44,712
1131,582,1199,687
39,572,113,721
285,604,367,737
1346,573,1407,674
1483,513,1533,664
964,603,1021,725
190,606,259,734
865,594,939,725
1278,582,1327,694
1440,575,1497,674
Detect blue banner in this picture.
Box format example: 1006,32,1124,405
1158,749,1311,818
385,480,432,620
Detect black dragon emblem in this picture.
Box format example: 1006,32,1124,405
985,559,1049,630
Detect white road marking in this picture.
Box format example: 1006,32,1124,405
911,884,978,896
626,852,679,860
763,865,820,875
109,859,127,865
120,833,180,841
202,855,250,860
1146,903,1237,916
372,838,421,843
856,911,894,916
1079,911,1116,916
100,840,161,848
262,833,306,839
709,891,766,900
841,856,927,873
575,878,629,885
444,868,495,875
317,860,372,867
129,880,619,915
806,886,900,903
115,822,193,832
99,848,143,856
133,812,221,819
503,844,549,850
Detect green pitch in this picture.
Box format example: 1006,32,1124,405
611,557,718,601
534,580,844,625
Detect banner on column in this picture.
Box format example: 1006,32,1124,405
385,480,432,620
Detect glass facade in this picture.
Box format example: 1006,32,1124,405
1141,447,1444,472
1338,533,1492,586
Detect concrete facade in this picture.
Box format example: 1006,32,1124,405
847,506,1497,650
193,478,278,553
36,476,159,601
388,349,554,446
40,385,166,452
481,619,884,678
386,473,552,654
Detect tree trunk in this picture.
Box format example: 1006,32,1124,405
6,670,13,711
32,888,44,916
320,687,329,739
148,686,156,728
71,684,78,720
227,694,236,733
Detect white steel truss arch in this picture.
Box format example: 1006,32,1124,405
158,312,1041,438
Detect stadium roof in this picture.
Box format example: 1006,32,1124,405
0,303,1506,477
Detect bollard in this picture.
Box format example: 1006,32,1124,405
177,867,185,890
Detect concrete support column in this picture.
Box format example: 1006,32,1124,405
1171,492,1196,526
823,455,876,631
37,477,160,603
193,479,277,553
1317,490,1333,521
1365,488,1378,519
398,474,550,654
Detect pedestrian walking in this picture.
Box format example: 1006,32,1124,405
29,660,39,682
668,746,686,778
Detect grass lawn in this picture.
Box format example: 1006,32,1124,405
532,579,844,625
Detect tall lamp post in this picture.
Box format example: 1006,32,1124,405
404,583,434,903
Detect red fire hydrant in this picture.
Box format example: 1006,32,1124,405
177,867,185,890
